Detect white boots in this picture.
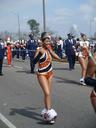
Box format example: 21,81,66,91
41,108,57,123
80,78,86,85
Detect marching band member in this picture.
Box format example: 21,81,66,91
77,33,90,85
32,32,61,123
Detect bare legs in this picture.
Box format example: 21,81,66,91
90,90,96,113
78,57,88,79
37,74,53,110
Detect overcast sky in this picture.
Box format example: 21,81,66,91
0,0,96,36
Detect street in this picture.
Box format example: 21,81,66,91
0,59,96,128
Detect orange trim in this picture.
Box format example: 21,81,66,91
37,71,54,80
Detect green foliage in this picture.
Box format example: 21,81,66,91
27,19,40,37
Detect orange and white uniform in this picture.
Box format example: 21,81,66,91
78,40,89,59
33,48,53,79
7,45,12,65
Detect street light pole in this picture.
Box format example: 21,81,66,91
11,12,21,40
93,17,96,34
42,0,46,32
89,17,92,38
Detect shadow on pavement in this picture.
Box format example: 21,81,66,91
54,76,81,85
9,107,51,125
16,70,35,75
53,67,69,71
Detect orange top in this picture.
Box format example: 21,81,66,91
38,49,52,74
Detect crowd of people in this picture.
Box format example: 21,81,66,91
0,32,96,123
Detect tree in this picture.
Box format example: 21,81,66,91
27,19,40,37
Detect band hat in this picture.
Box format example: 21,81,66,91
67,33,73,37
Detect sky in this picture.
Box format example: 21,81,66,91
0,0,96,37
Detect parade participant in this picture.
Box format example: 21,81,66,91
27,34,37,73
84,50,96,113
11,43,16,58
20,40,26,61
64,33,76,70
7,43,12,66
16,41,20,60
32,32,61,123
77,33,90,85
56,37,63,59
0,39,5,75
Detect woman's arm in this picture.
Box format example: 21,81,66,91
33,48,42,64
75,42,80,49
48,48,61,61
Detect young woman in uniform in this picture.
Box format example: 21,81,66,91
77,33,90,85
32,32,61,123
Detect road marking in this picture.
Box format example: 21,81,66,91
0,113,16,128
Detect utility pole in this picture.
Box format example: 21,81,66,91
89,17,92,38
93,17,96,35
11,12,21,40
42,0,46,32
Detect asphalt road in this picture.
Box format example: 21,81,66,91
0,59,96,128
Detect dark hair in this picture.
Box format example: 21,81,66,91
29,33,34,40
80,33,86,37
7,43,11,46
76,38,80,41
41,32,46,39
67,33,73,37
59,37,62,40
41,32,50,41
